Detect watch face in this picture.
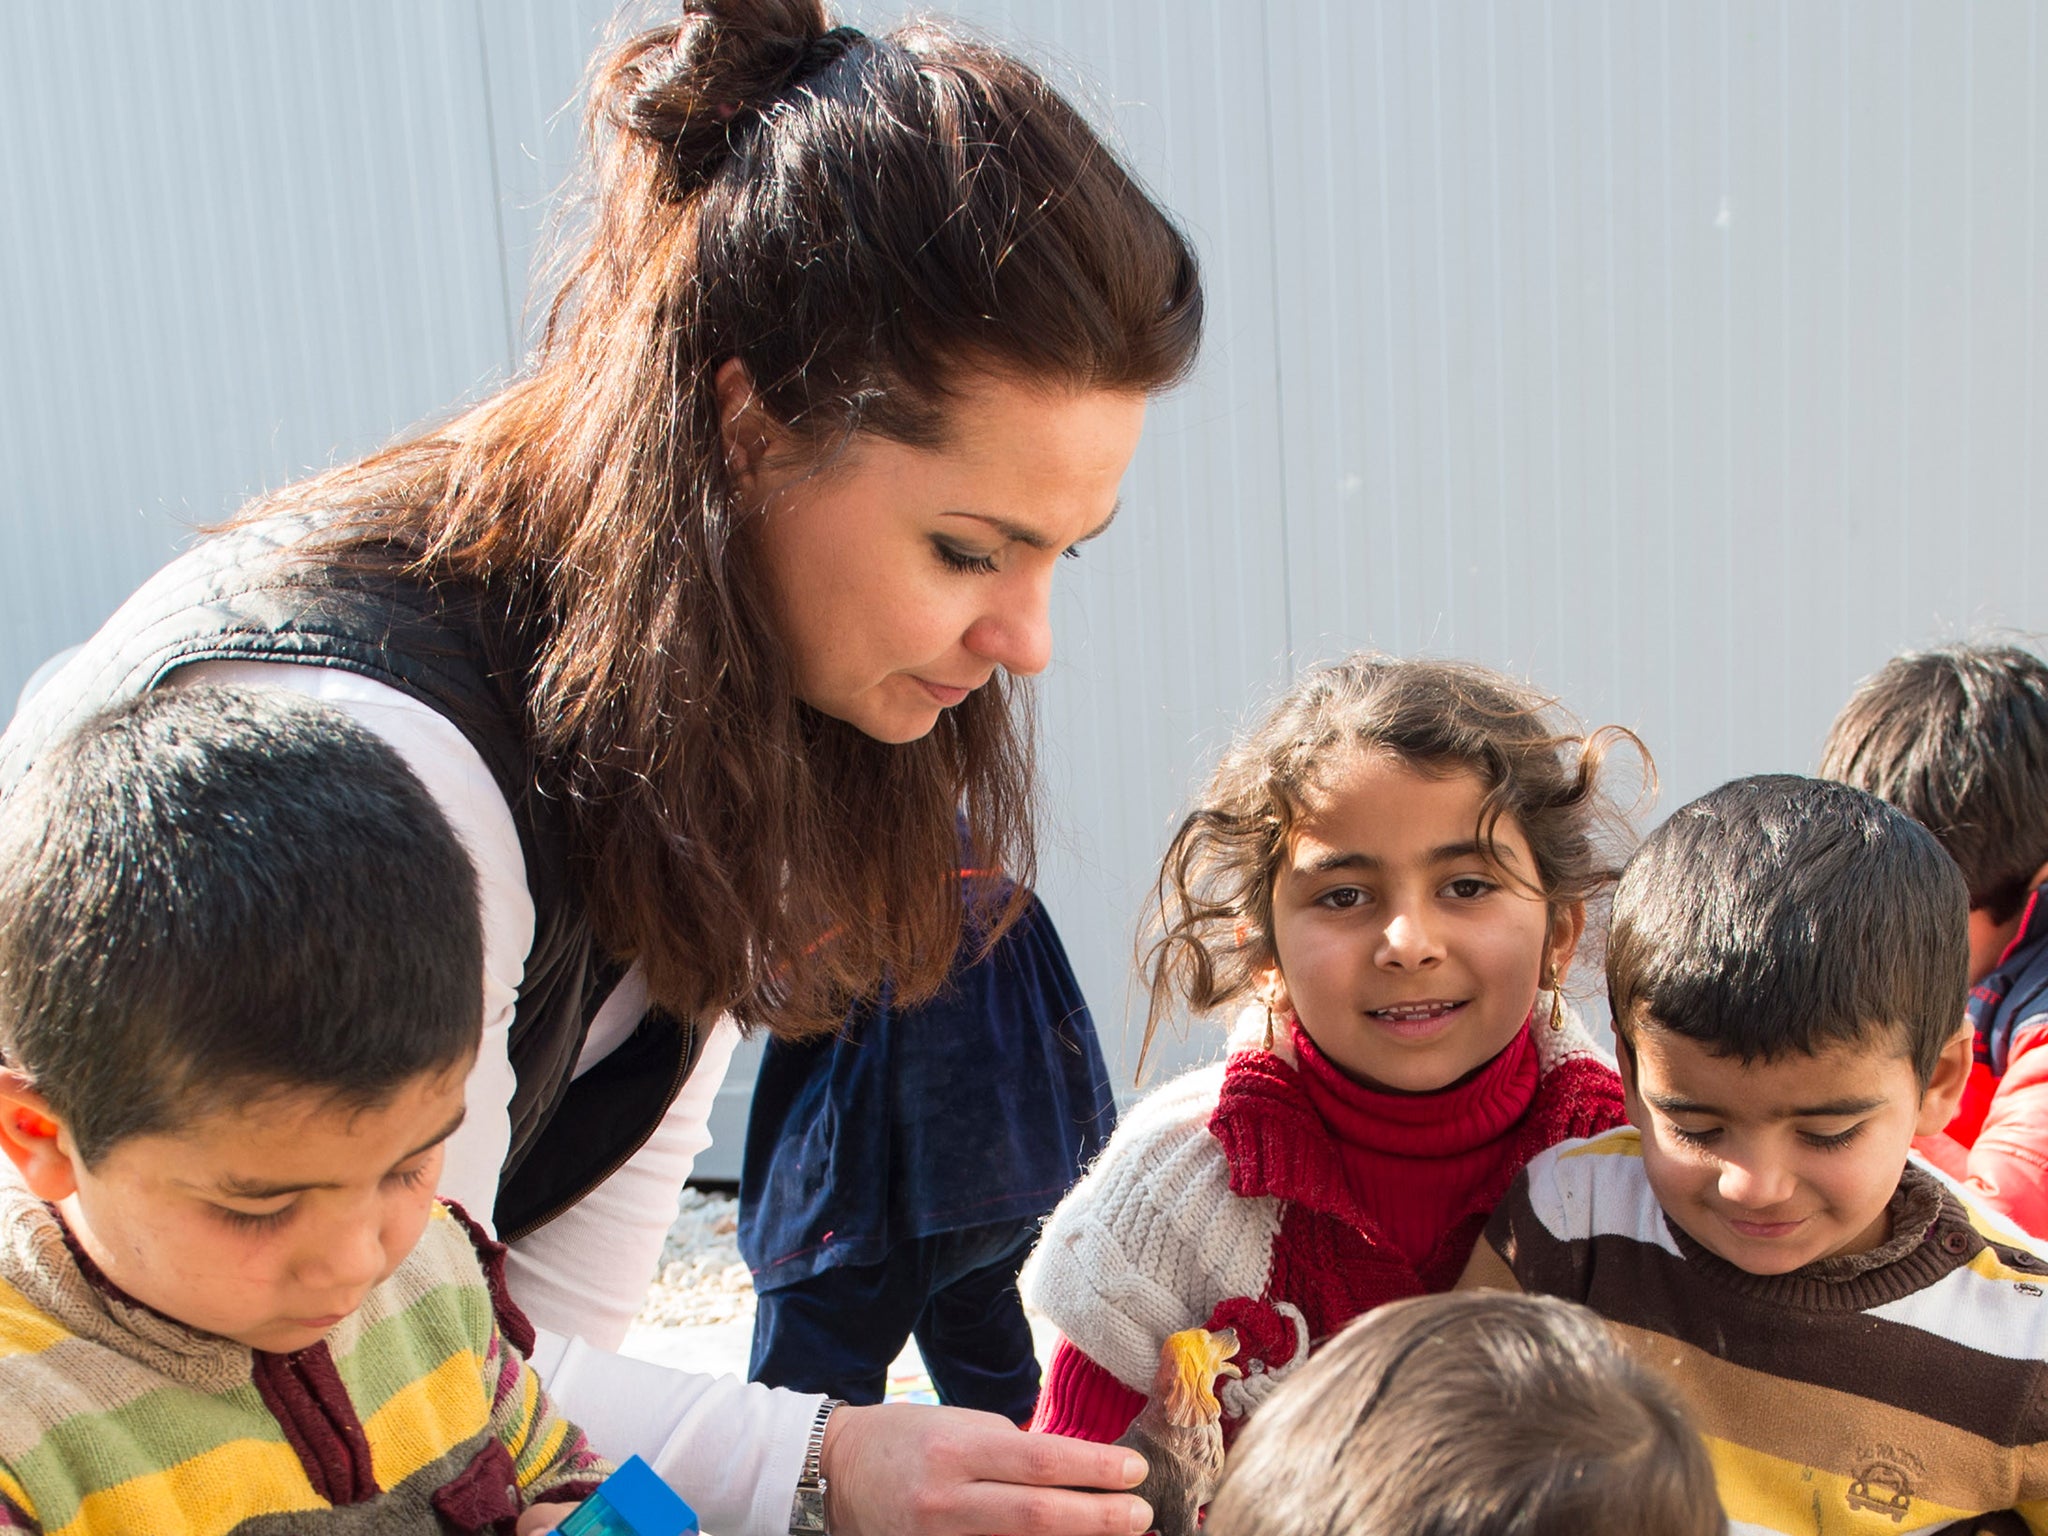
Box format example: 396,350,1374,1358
790,1486,828,1534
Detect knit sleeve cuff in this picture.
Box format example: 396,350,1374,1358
1028,1339,1146,1444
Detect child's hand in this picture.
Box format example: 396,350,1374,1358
516,1500,581,1535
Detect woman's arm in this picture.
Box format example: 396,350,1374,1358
532,1335,1154,1536
504,1003,741,1346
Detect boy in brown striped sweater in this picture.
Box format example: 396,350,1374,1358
1465,775,2048,1536
0,687,608,1534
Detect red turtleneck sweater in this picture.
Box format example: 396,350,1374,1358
1030,1021,1624,1443
1274,1019,1539,1263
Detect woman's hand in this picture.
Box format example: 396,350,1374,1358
821,1403,1153,1536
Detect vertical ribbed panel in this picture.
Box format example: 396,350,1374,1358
4,3,2046,1101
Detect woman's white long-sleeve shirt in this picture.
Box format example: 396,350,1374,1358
171,660,819,1536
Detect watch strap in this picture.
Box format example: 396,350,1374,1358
789,1397,845,1535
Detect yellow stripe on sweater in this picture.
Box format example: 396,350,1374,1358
1555,1126,1643,1159
40,1439,321,1536
1705,1433,1974,1535
361,1348,492,1492
498,1356,540,1464
0,1465,32,1521
0,1281,71,1360
1966,1242,2048,1285
516,1414,571,1489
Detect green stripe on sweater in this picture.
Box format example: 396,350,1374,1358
2,1378,285,1529
330,1275,493,1419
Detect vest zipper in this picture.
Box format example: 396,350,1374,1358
501,1017,699,1243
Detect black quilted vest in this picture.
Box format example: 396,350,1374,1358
0,517,702,1240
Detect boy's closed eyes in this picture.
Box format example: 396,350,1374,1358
1,1058,471,1354
1619,1024,1971,1276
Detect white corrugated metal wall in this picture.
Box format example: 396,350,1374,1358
5,5,2046,1156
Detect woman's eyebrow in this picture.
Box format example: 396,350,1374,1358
1076,499,1121,542
939,501,1122,550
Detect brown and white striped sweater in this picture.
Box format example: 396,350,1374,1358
1470,1126,2048,1536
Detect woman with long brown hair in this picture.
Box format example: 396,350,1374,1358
0,3,1200,1532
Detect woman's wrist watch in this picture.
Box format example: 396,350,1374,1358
789,1397,845,1534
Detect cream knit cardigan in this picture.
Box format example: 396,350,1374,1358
1019,1005,1610,1413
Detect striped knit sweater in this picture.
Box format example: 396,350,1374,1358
0,1185,607,1535
1471,1127,2048,1536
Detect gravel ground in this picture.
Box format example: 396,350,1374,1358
633,1187,757,1330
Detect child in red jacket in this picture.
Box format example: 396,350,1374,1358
1823,642,2048,1235
1019,654,1643,1445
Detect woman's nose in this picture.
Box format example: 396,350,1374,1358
964,579,1054,678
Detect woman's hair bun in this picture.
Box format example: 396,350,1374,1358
593,0,850,193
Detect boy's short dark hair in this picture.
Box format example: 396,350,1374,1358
1203,1291,1724,1536
1819,642,2048,922
1607,774,1968,1084
0,685,482,1164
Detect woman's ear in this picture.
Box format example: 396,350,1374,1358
1548,899,1588,978
1915,1020,1976,1138
0,1070,80,1201
714,358,780,499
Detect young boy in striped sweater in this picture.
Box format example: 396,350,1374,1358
1466,775,2048,1536
0,687,608,1535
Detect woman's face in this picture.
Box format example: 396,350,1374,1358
726,365,1148,744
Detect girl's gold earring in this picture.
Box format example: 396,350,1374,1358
1263,1004,1277,1052
1547,961,1565,1031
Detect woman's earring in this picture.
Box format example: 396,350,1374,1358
1262,1004,1277,1052
1546,960,1565,1031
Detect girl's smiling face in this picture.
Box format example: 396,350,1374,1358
1266,752,1580,1092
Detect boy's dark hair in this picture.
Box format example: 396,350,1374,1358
0,685,482,1164
1608,775,1968,1084
1819,642,2048,922
1203,1291,1725,1536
